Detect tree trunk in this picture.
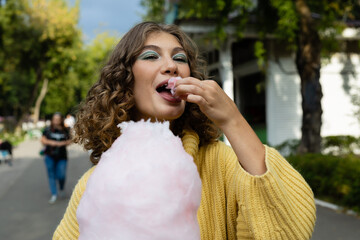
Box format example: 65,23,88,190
15,65,43,133
295,0,323,154
33,77,48,124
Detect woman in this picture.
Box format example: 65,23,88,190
41,112,72,204
54,22,316,239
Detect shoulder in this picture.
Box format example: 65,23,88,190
198,140,238,170
42,127,51,136
67,166,96,209
200,140,235,159
76,166,96,191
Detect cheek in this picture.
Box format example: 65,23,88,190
181,64,191,77
132,64,155,87
132,66,146,95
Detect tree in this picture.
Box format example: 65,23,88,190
75,32,119,99
0,0,81,129
269,0,359,153
141,0,360,153
41,32,118,117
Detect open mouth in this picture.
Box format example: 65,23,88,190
156,82,171,94
156,80,181,103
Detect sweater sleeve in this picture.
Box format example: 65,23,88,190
53,167,95,240
226,144,316,239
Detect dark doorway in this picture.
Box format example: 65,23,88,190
236,72,267,143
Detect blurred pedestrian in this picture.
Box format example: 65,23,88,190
0,139,13,166
64,114,75,129
41,112,72,204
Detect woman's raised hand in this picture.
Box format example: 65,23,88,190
173,77,266,175
173,77,241,131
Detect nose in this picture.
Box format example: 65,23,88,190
161,56,178,75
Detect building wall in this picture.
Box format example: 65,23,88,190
321,53,360,137
266,58,302,146
266,53,360,146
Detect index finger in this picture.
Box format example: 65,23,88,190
175,77,204,88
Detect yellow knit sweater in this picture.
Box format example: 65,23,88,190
53,130,316,239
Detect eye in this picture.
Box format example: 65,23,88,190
138,50,160,60
173,53,188,63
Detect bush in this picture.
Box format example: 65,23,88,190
0,131,25,147
275,135,360,157
274,139,300,156
287,153,360,213
322,135,360,156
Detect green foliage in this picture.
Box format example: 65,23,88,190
0,69,36,117
268,0,358,50
142,0,360,60
274,139,301,156
275,135,360,156
0,0,81,122
322,135,360,156
288,153,360,213
254,40,266,70
0,0,118,130
277,135,360,213
142,0,253,44
0,131,26,147
269,0,298,45
41,31,119,116
141,0,165,22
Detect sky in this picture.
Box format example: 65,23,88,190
68,0,145,42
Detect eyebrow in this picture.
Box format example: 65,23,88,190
141,45,185,54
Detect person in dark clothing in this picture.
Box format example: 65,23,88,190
0,139,13,166
41,112,72,204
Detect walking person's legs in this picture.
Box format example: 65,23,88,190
44,155,58,203
55,159,67,197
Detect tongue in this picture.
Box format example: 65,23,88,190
159,90,173,97
158,89,181,103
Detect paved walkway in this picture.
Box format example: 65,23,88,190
0,139,91,240
0,139,359,239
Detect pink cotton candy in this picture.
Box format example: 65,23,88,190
77,120,202,240
166,76,182,95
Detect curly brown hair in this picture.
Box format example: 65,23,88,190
74,22,220,164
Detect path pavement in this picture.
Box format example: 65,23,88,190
0,139,91,240
312,206,360,240
0,139,359,239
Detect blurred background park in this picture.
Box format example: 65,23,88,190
1,0,360,239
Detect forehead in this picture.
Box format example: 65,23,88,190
144,31,183,48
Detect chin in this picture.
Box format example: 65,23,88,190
155,110,184,122
135,103,185,122
157,104,185,120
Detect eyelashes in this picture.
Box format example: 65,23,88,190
172,53,188,63
137,50,159,60
137,51,188,63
